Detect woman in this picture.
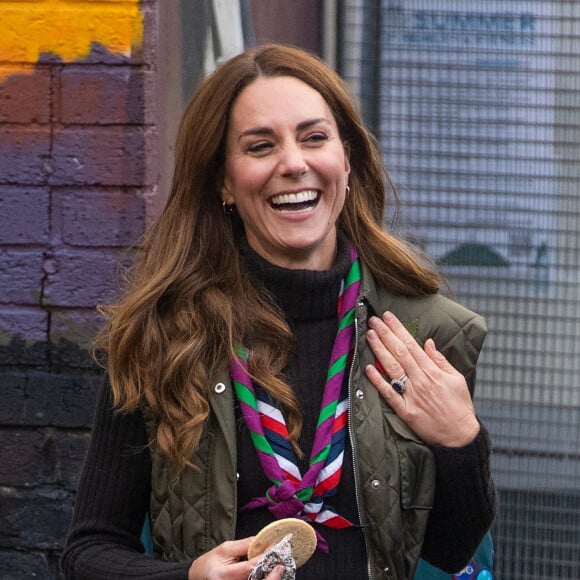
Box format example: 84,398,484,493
62,44,496,579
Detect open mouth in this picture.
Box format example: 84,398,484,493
270,190,320,213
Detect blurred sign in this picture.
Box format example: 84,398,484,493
379,1,557,294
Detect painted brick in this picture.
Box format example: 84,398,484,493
0,249,45,306
43,248,127,307
0,428,90,490
50,308,103,350
50,308,104,369
66,0,138,3
0,370,101,428
0,306,48,344
0,486,72,549
0,309,52,366
0,4,143,65
65,41,141,66
0,551,51,580
59,66,145,124
0,127,51,185
55,430,92,490
137,2,156,65
50,127,147,186
0,186,50,245
56,188,145,247
0,0,154,571
0,429,57,487
66,0,142,3
0,337,49,368
0,67,51,124
50,338,97,371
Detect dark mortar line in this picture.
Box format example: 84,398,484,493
43,64,60,372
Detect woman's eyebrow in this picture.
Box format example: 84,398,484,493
238,126,274,140
296,117,330,131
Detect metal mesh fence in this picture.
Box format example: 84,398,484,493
339,1,580,577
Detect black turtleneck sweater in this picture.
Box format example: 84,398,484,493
235,238,366,579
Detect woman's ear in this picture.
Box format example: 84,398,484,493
343,141,351,175
221,180,235,205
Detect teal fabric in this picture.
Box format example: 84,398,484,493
414,533,494,579
141,516,153,557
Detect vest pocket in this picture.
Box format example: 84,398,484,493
399,449,435,510
384,410,436,510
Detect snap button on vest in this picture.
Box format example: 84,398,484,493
371,479,381,489
214,382,226,394
355,389,364,399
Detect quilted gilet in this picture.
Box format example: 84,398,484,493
143,262,487,579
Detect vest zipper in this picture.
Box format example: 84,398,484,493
349,298,374,580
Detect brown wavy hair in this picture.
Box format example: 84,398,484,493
96,43,440,470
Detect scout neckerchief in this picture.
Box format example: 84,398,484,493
231,245,361,552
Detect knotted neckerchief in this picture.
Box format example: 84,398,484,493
231,245,361,552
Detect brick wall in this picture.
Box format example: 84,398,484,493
0,1,323,576
0,1,160,577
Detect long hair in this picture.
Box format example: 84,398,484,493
96,44,439,470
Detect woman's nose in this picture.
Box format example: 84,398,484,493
278,143,308,176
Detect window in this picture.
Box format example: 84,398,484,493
339,2,580,577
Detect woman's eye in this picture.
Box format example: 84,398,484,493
246,142,272,154
304,133,328,144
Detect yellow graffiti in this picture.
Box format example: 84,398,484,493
0,0,143,82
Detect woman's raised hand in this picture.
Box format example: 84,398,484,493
364,311,480,447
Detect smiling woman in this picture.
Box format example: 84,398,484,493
61,43,496,580
221,75,350,270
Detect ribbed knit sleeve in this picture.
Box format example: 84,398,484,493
420,420,498,572
60,382,191,579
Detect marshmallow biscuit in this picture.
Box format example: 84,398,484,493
248,518,317,567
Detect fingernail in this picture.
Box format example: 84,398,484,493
428,339,443,356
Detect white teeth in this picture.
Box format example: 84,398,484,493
271,190,318,205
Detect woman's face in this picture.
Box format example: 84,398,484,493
222,75,350,270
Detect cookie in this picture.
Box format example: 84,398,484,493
247,518,317,567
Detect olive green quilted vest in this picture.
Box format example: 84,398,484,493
143,263,486,579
